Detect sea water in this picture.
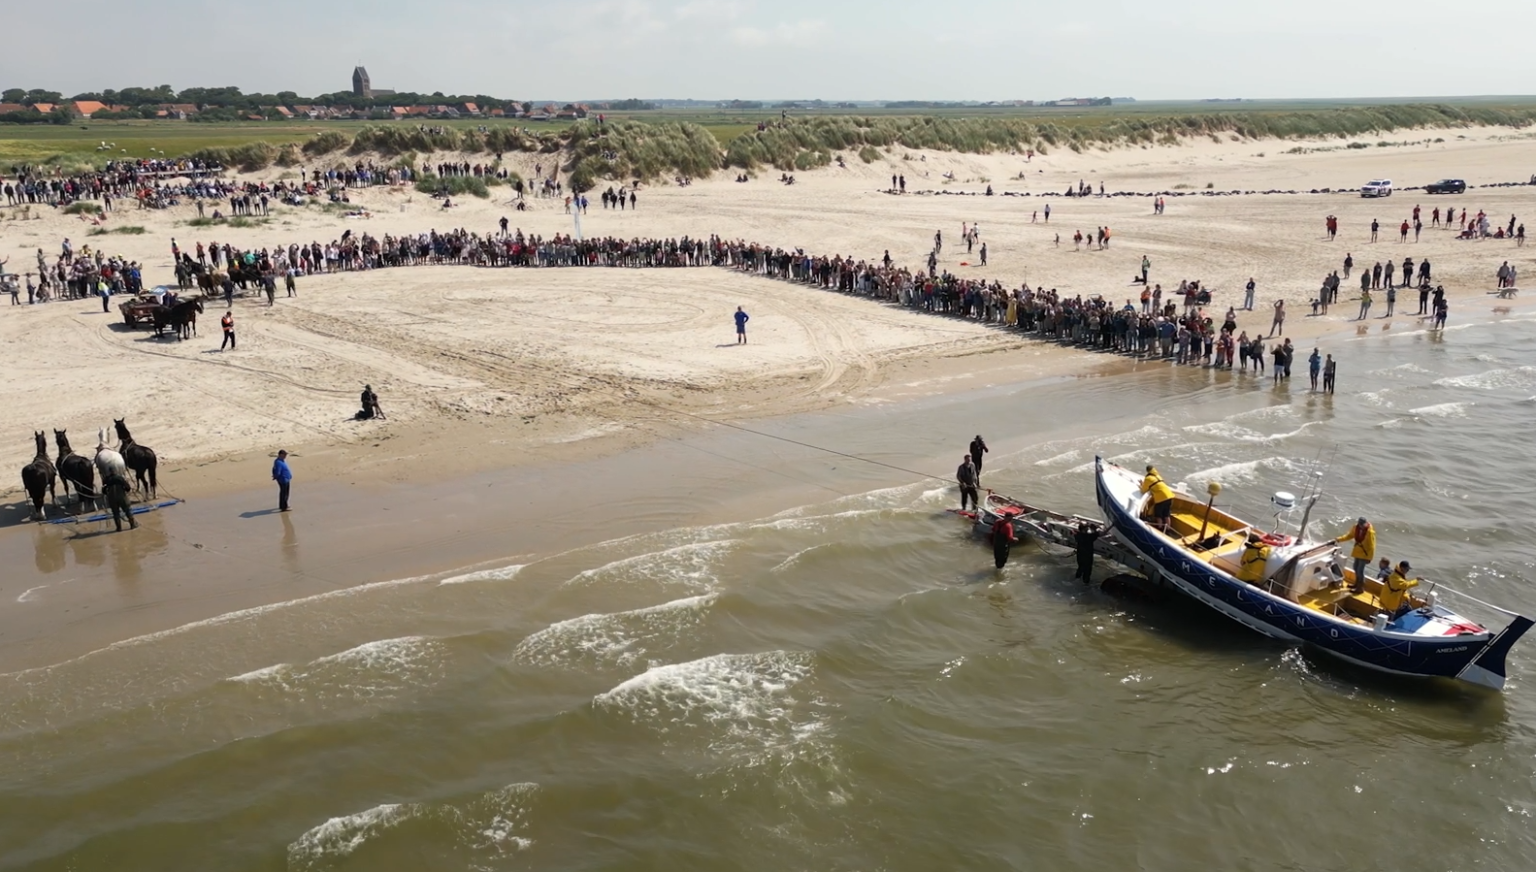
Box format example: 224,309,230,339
2,316,1535,871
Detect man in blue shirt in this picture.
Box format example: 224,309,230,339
272,450,292,512
734,306,749,345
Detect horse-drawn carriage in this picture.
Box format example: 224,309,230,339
119,293,163,327
118,292,204,339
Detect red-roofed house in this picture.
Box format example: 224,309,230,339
72,100,107,117
463,102,479,116
0,103,27,115
31,103,55,114
272,106,294,118
489,108,505,117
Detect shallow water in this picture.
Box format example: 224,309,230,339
3,316,1536,871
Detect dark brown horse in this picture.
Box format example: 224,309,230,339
21,431,56,521
151,299,204,340
113,418,158,499
54,429,96,513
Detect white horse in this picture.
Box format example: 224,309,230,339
94,427,127,483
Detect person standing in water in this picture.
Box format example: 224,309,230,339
272,450,293,512
957,454,979,512
969,435,989,481
1323,354,1337,394
1073,521,1102,583
991,513,1016,569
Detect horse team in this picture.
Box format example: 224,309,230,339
18,419,159,521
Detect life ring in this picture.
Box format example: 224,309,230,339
1260,533,1292,547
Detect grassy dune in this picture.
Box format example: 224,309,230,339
5,102,1534,189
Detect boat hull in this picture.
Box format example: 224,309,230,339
1094,458,1515,687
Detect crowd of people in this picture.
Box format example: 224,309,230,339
110,223,1341,388
6,239,146,306
48,191,1533,391
2,159,233,210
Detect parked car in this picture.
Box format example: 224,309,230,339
1425,178,1467,194
1361,179,1393,198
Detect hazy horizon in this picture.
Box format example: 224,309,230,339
3,0,1533,102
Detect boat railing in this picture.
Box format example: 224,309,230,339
1427,582,1528,621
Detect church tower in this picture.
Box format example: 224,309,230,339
352,66,372,98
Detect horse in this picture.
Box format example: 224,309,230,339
175,298,204,339
113,418,158,499
94,427,128,484
21,431,56,521
154,298,203,340
151,304,175,338
54,429,96,513
196,271,224,297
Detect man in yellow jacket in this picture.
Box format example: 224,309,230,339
1336,517,1375,593
1238,534,1270,584
1379,560,1420,618
1141,465,1175,532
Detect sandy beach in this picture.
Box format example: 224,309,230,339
2,127,1534,501
2,126,1534,662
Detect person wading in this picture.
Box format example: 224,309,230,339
991,513,1016,569
1073,521,1102,583
102,468,137,532
969,435,989,481
956,454,979,512
272,449,292,512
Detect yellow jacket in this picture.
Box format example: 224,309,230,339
1336,523,1376,561
1379,569,1419,612
1238,543,1270,584
1141,470,1174,504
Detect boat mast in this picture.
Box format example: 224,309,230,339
1296,447,1337,541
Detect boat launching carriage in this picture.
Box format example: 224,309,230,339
950,491,1098,547
1094,457,1532,690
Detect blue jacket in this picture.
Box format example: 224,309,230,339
272,458,292,484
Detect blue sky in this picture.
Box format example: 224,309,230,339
4,0,1534,101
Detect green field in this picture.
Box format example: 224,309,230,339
5,98,1536,181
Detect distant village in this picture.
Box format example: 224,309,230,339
0,68,613,124
0,68,1122,123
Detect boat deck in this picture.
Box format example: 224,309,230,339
975,492,1415,627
